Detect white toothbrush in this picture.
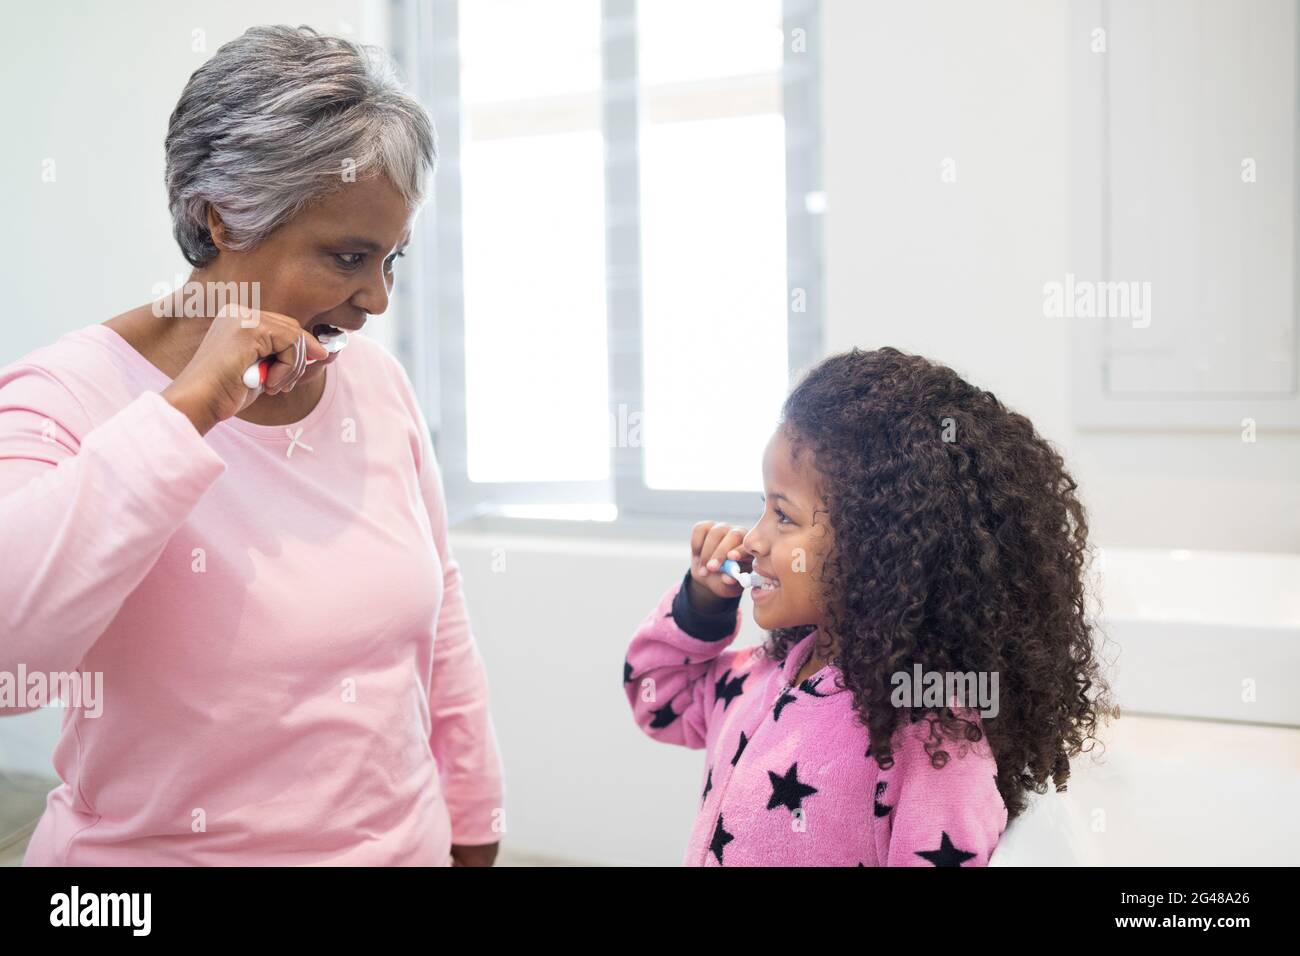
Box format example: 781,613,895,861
720,559,770,589
242,327,349,390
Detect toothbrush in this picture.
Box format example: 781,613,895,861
242,327,350,389
719,559,771,589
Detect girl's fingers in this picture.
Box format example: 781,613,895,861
702,525,748,576
691,522,750,586
699,524,732,575
690,521,714,562
709,528,748,573
726,535,751,569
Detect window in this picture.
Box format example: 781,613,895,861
391,0,824,522
459,0,608,484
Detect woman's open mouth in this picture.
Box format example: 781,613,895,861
307,323,350,365
311,322,347,340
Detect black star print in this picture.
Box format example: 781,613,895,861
799,675,829,697
873,780,892,817
714,670,747,709
649,704,678,729
730,731,749,766
766,762,819,814
773,689,798,721
915,831,977,867
709,816,734,864
623,659,633,684
702,767,713,804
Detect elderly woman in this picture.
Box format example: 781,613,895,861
0,25,504,866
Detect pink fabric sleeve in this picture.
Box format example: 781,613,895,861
624,581,744,750
403,375,506,846
873,715,1007,866
0,364,227,695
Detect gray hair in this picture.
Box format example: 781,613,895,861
165,24,435,268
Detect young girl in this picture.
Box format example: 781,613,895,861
623,347,1115,866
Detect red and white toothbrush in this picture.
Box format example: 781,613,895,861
242,326,350,390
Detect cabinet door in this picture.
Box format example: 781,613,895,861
1069,0,1300,428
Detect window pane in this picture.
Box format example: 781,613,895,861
638,1,789,492
461,133,609,482
638,0,784,86
459,1,609,483
460,0,601,103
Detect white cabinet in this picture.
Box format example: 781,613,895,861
1069,0,1300,428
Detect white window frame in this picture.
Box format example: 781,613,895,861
390,0,825,524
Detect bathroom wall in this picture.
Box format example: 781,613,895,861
820,0,1300,554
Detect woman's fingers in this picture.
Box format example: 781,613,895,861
289,335,307,387
265,325,307,395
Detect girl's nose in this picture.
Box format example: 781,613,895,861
742,526,767,556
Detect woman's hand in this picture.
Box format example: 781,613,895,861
161,303,329,435
688,520,750,613
450,842,499,867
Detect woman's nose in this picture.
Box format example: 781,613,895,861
353,269,391,316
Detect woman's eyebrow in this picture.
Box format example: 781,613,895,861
335,236,410,254
332,236,386,252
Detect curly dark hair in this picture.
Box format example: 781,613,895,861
767,346,1118,821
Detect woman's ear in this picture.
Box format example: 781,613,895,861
205,204,228,250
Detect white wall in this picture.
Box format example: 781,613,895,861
821,0,1300,554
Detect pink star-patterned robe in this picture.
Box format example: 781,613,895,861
623,574,1008,866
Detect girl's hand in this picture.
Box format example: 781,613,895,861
687,520,750,612
161,302,330,435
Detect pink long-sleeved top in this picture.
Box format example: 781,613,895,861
0,322,504,865
625,578,1008,866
